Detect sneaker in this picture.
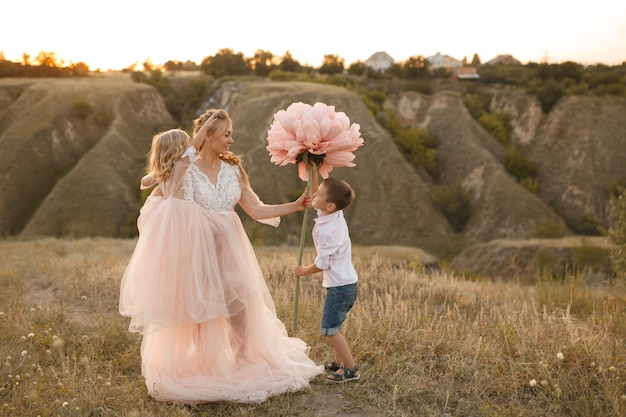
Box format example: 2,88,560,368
326,365,360,383
324,361,341,372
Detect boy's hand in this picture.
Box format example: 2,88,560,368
294,265,305,277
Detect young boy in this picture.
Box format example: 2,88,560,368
294,175,359,383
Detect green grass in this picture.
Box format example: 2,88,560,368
1,238,625,416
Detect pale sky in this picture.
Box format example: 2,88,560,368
2,0,625,70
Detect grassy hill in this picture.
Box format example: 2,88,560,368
1,238,624,416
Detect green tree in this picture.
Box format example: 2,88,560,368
250,49,276,77
347,61,365,76
163,60,183,71
470,53,481,67
201,48,251,78
319,54,344,75
402,56,429,79
277,51,302,73
477,63,531,85
534,78,566,113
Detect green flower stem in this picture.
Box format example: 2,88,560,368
294,154,312,334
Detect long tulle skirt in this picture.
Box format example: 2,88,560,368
119,196,323,403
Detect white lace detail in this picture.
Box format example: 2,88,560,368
182,161,241,213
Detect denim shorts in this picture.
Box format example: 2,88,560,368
320,283,358,336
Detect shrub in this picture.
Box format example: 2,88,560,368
608,180,626,198
527,78,565,113
573,239,610,273
463,92,491,119
504,145,537,181
575,213,604,236
519,177,539,194
94,107,114,127
478,112,512,144
360,88,387,115
268,69,307,82
394,127,439,178
402,79,432,95
73,99,92,119
433,182,472,232
533,247,562,278
130,71,148,83
381,110,440,179
533,218,568,238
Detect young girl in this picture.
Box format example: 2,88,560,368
120,112,323,404
120,128,212,334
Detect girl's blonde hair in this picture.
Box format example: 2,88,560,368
193,108,249,183
146,129,191,182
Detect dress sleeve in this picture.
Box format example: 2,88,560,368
181,146,196,161
238,181,281,227
140,174,156,189
167,149,195,199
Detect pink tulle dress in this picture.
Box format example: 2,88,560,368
119,147,323,404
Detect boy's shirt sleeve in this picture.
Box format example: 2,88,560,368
314,229,339,270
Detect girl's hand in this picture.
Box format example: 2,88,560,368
294,265,304,277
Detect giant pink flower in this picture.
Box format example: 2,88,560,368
266,102,364,180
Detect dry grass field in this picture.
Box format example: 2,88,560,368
1,238,625,416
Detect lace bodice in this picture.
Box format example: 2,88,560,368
182,160,242,213
179,147,281,226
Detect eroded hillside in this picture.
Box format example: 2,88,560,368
1,76,625,251
0,76,175,237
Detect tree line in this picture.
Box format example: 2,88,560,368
3,48,625,111
0,51,90,77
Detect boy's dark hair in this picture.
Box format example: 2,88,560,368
322,177,355,210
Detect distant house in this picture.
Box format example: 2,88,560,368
426,52,463,70
364,51,394,72
455,66,480,80
483,54,521,65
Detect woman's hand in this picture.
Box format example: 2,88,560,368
294,189,311,212
192,113,219,150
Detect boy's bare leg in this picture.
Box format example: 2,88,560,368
327,329,356,374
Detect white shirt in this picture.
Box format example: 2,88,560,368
313,210,358,288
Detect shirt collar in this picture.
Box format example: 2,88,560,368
314,209,342,224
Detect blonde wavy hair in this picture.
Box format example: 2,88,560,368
146,129,191,182
193,108,249,183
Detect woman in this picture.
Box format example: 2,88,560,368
121,109,323,404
